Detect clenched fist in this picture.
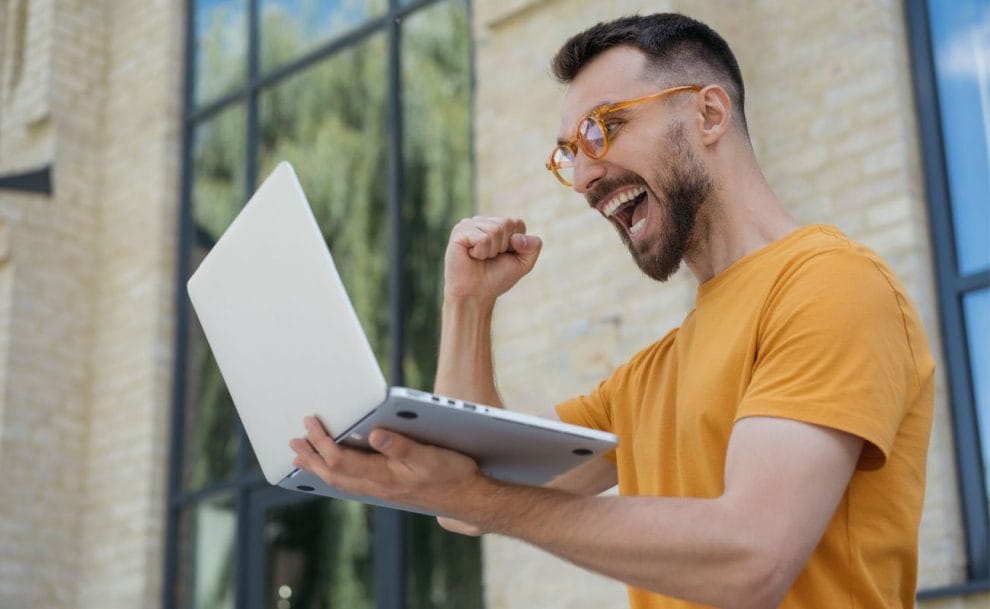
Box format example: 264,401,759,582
444,216,543,303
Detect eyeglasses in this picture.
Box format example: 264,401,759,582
545,84,701,187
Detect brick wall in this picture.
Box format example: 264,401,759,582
472,0,985,607
0,1,182,607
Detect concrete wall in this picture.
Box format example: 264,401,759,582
0,0,182,607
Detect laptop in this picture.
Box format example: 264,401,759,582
186,161,618,515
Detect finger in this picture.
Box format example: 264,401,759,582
289,435,337,482
304,416,343,467
472,218,523,258
509,233,542,271
470,220,508,259
507,218,527,247
291,432,396,494
369,428,420,466
437,516,483,537
493,217,527,254
462,228,498,260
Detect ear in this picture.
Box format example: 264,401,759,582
696,85,732,146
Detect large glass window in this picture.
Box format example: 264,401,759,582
167,2,479,608
908,0,990,592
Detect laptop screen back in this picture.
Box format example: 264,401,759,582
187,162,388,484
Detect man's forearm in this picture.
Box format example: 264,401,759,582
457,477,780,609
434,296,503,407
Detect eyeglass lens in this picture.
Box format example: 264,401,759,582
551,146,575,185
578,117,606,156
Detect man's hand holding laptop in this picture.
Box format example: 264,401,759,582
289,216,551,534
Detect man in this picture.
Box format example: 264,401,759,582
291,13,934,609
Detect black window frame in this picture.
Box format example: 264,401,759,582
163,1,474,608
904,0,990,598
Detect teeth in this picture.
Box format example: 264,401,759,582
629,217,646,235
601,187,646,217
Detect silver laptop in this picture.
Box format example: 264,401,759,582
186,161,617,515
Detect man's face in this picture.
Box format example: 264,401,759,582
558,47,713,282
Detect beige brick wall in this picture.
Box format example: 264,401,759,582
0,1,181,607
473,0,983,607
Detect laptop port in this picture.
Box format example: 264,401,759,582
463,403,476,411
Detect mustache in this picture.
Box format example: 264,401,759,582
586,176,651,208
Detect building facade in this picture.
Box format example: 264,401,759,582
0,1,986,608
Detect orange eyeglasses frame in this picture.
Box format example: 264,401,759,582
546,84,702,187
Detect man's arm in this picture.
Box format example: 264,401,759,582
291,415,861,609
431,216,616,524
459,417,861,609
432,216,540,406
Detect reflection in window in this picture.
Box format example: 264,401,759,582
175,495,238,609
400,0,473,391
174,0,477,606
963,288,990,501
260,0,387,74
398,4,483,606
184,104,248,491
257,35,391,372
195,0,247,106
192,104,247,243
263,499,375,609
183,315,239,491
928,0,990,275
406,513,482,609
911,0,990,584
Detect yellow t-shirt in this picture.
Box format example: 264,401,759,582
556,225,935,609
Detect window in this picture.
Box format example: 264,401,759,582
906,0,990,592
166,2,480,608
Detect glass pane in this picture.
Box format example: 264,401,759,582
194,0,248,106
963,287,990,500
400,0,473,391
405,513,482,609
263,498,374,609
928,0,990,275
260,0,387,74
184,104,249,491
183,290,239,490
192,104,248,244
257,36,391,376
400,5,482,605
175,495,238,609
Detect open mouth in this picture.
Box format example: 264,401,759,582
600,187,649,237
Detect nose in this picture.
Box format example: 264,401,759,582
571,150,606,194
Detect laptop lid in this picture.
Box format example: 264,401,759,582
187,161,388,485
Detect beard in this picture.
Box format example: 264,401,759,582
615,128,714,282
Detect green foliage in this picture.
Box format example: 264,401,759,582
186,1,481,607
400,1,473,393
257,33,392,370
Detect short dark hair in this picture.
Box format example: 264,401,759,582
551,13,748,133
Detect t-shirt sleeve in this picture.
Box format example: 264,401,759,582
556,376,617,462
736,249,920,469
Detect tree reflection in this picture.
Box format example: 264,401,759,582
187,1,480,607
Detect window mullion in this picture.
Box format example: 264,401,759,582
375,2,408,609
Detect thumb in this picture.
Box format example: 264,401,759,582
510,233,542,270
369,428,410,459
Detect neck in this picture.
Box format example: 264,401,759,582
684,151,800,283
